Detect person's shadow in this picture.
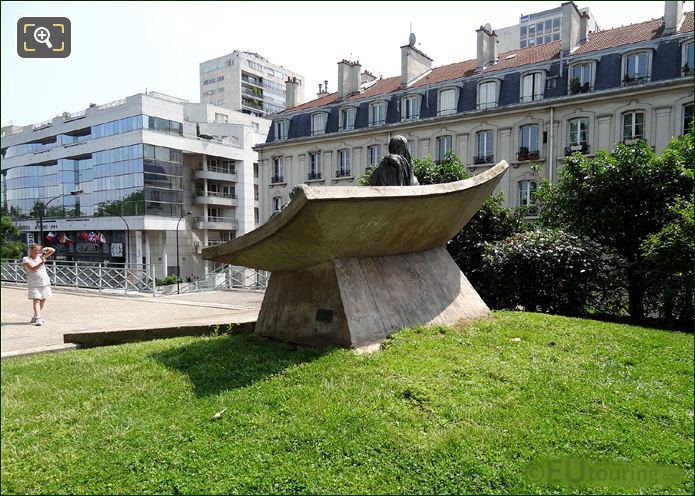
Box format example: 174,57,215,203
149,330,330,397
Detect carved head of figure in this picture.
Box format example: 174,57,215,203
388,135,412,164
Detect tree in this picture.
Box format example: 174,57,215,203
536,136,694,321
482,228,608,315
641,197,694,323
446,193,526,305
412,150,469,184
1,215,25,259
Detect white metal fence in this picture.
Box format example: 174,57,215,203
1,260,157,295
1,259,268,295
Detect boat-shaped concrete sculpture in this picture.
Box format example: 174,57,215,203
204,161,508,348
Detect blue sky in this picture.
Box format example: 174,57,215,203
1,1,687,127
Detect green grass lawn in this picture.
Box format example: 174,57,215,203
2,311,693,494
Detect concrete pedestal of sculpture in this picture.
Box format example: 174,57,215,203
256,247,488,347
203,161,508,348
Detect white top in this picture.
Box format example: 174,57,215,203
22,255,50,288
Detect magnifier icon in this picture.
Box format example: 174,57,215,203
33,26,53,49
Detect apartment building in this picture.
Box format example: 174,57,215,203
256,1,693,223
495,3,601,53
1,92,269,277
200,50,305,117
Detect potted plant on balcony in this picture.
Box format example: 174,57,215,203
528,150,540,161
580,82,591,93
569,76,581,95
517,146,529,161
683,63,692,75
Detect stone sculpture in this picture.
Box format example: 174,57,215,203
204,162,509,349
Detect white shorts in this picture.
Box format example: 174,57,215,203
28,286,52,300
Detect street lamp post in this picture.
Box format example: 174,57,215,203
176,210,192,294
114,214,130,266
39,190,83,243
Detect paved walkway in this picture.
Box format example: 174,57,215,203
0,284,263,358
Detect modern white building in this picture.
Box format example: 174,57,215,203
256,1,693,223
495,3,601,53
1,91,269,278
200,50,305,117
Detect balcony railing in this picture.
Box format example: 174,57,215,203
204,164,236,175
622,136,645,145
569,83,592,95
196,191,236,199
623,76,649,86
308,171,322,180
516,149,540,161
564,143,590,156
335,169,352,177
271,175,285,183
473,154,494,165
520,94,543,103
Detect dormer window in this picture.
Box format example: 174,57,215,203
339,107,356,131
477,80,498,110
311,112,327,136
369,101,386,126
682,41,694,75
622,51,651,86
274,120,289,140
521,72,544,103
401,95,421,121
437,88,458,116
568,62,594,94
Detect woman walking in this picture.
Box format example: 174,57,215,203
22,244,55,326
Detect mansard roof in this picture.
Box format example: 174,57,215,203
278,11,694,116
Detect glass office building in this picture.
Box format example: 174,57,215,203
1,92,269,276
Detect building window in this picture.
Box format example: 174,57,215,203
407,140,416,158
436,135,453,163
475,131,494,164
477,81,498,110
215,113,228,123
272,157,284,183
683,42,694,75
337,149,351,177
438,88,458,115
369,101,386,126
272,196,283,212
339,107,356,131
367,145,382,167
274,120,289,140
521,72,544,103
402,95,420,121
622,111,645,143
683,104,693,135
623,52,650,85
308,152,322,180
566,118,590,155
518,124,540,160
311,112,327,136
518,180,538,215
569,63,592,94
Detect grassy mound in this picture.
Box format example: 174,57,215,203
2,312,693,494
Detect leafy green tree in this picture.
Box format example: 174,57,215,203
536,137,694,321
412,150,469,184
1,216,25,259
446,193,526,304
641,197,694,323
482,228,608,315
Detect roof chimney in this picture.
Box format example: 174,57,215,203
664,0,684,35
337,60,361,99
285,77,301,109
476,24,497,69
579,11,590,43
561,1,583,52
317,81,329,98
400,33,433,88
